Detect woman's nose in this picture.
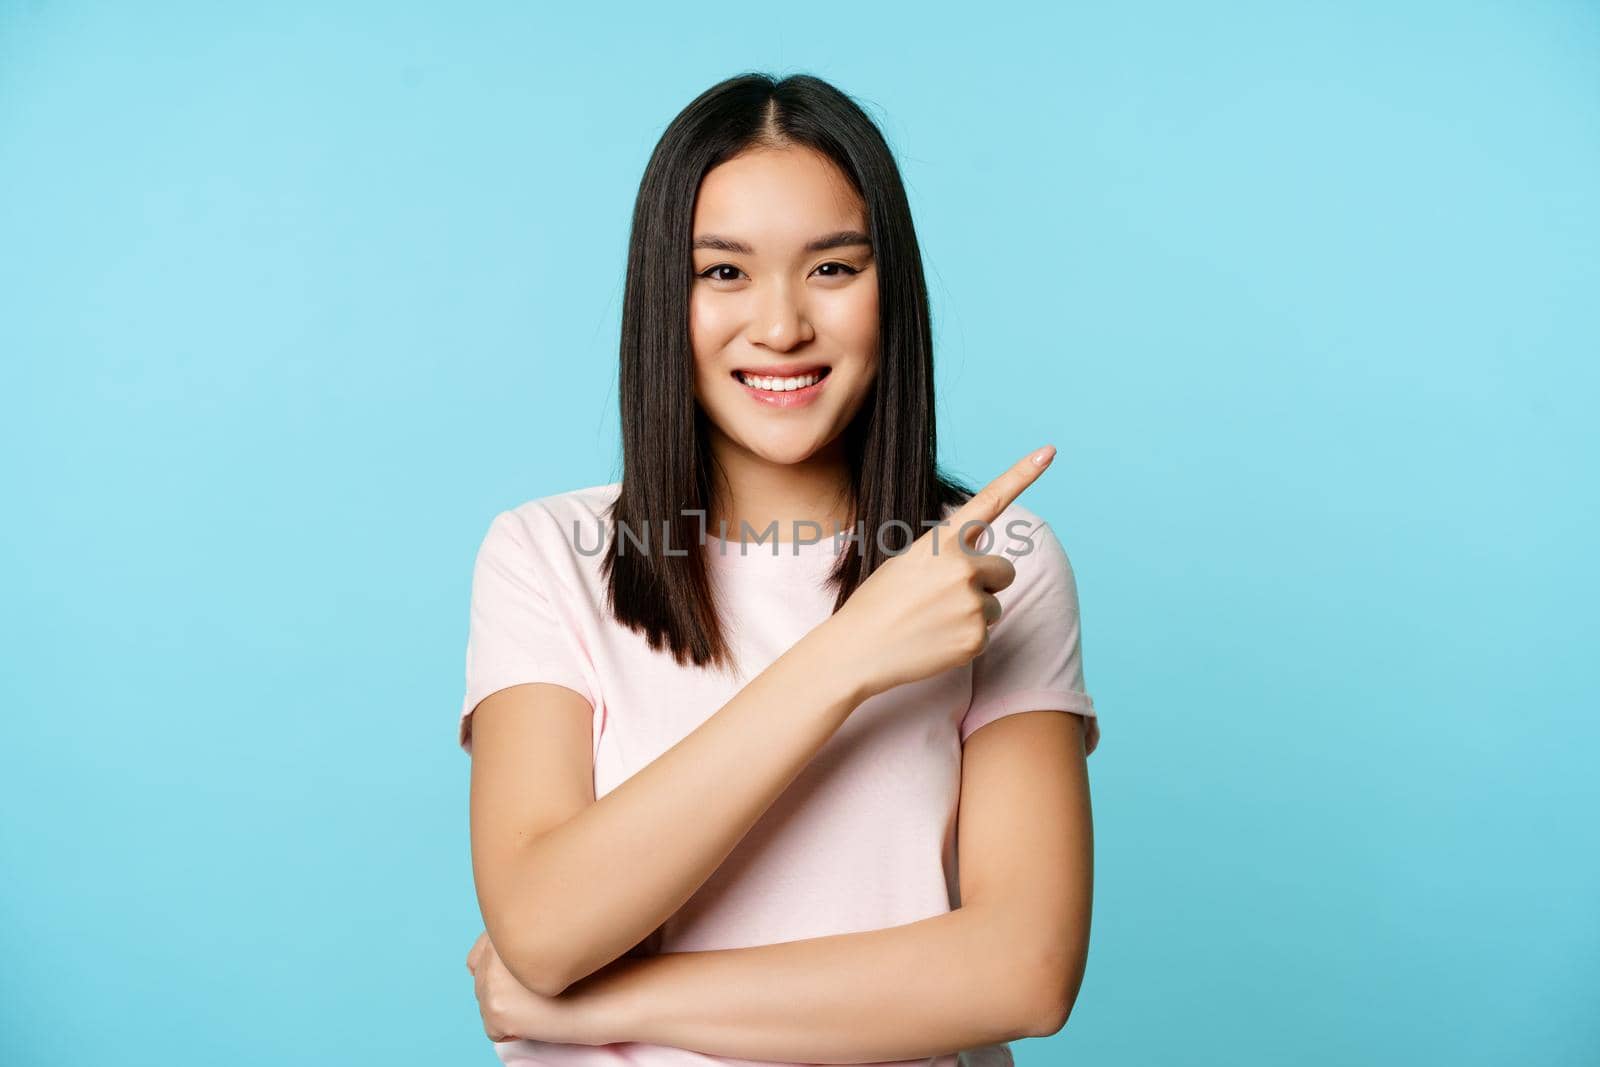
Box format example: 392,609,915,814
745,282,814,351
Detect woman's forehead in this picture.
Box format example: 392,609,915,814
693,148,865,247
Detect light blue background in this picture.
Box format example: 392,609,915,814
3,2,1596,1064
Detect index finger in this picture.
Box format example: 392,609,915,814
946,444,1056,549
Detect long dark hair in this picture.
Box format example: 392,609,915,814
602,71,974,673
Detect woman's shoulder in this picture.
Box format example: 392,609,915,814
505,480,622,528
478,481,621,564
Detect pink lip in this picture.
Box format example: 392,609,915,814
732,368,831,409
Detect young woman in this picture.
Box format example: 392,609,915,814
460,72,1100,1067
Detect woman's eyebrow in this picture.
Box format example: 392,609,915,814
691,230,873,255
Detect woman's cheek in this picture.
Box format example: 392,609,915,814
690,285,741,328
688,300,712,360
822,286,879,363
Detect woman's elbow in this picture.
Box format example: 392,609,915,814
497,924,585,998
1019,994,1073,1039
1015,948,1085,1038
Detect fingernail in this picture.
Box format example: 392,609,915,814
1031,445,1056,466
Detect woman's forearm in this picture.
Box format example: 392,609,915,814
563,903,1051,1061
498,618,870,996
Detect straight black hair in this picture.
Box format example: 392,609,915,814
601,71,975,673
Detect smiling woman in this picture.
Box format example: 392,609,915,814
689,148,879,427
459,71,1098,1067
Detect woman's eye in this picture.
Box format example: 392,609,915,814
695,262,860,283
814,261,860,278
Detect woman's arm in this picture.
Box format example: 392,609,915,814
561,900,1050,1060
549,711,1093,1060
471,617,868,997
471,451,1059,999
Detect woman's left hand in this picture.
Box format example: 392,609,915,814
466,931,594,1045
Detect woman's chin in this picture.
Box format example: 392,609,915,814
736,432,835,468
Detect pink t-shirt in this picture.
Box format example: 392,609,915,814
458,482,1099,1067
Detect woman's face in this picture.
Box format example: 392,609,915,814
689,144,880,467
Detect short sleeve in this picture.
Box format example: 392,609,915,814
458,509,597,755
960,518,1100,755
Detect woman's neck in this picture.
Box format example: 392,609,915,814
704,433,854,544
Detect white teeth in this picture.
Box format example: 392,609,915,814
737,370,824,391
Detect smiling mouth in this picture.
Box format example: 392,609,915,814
731,366,832,392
